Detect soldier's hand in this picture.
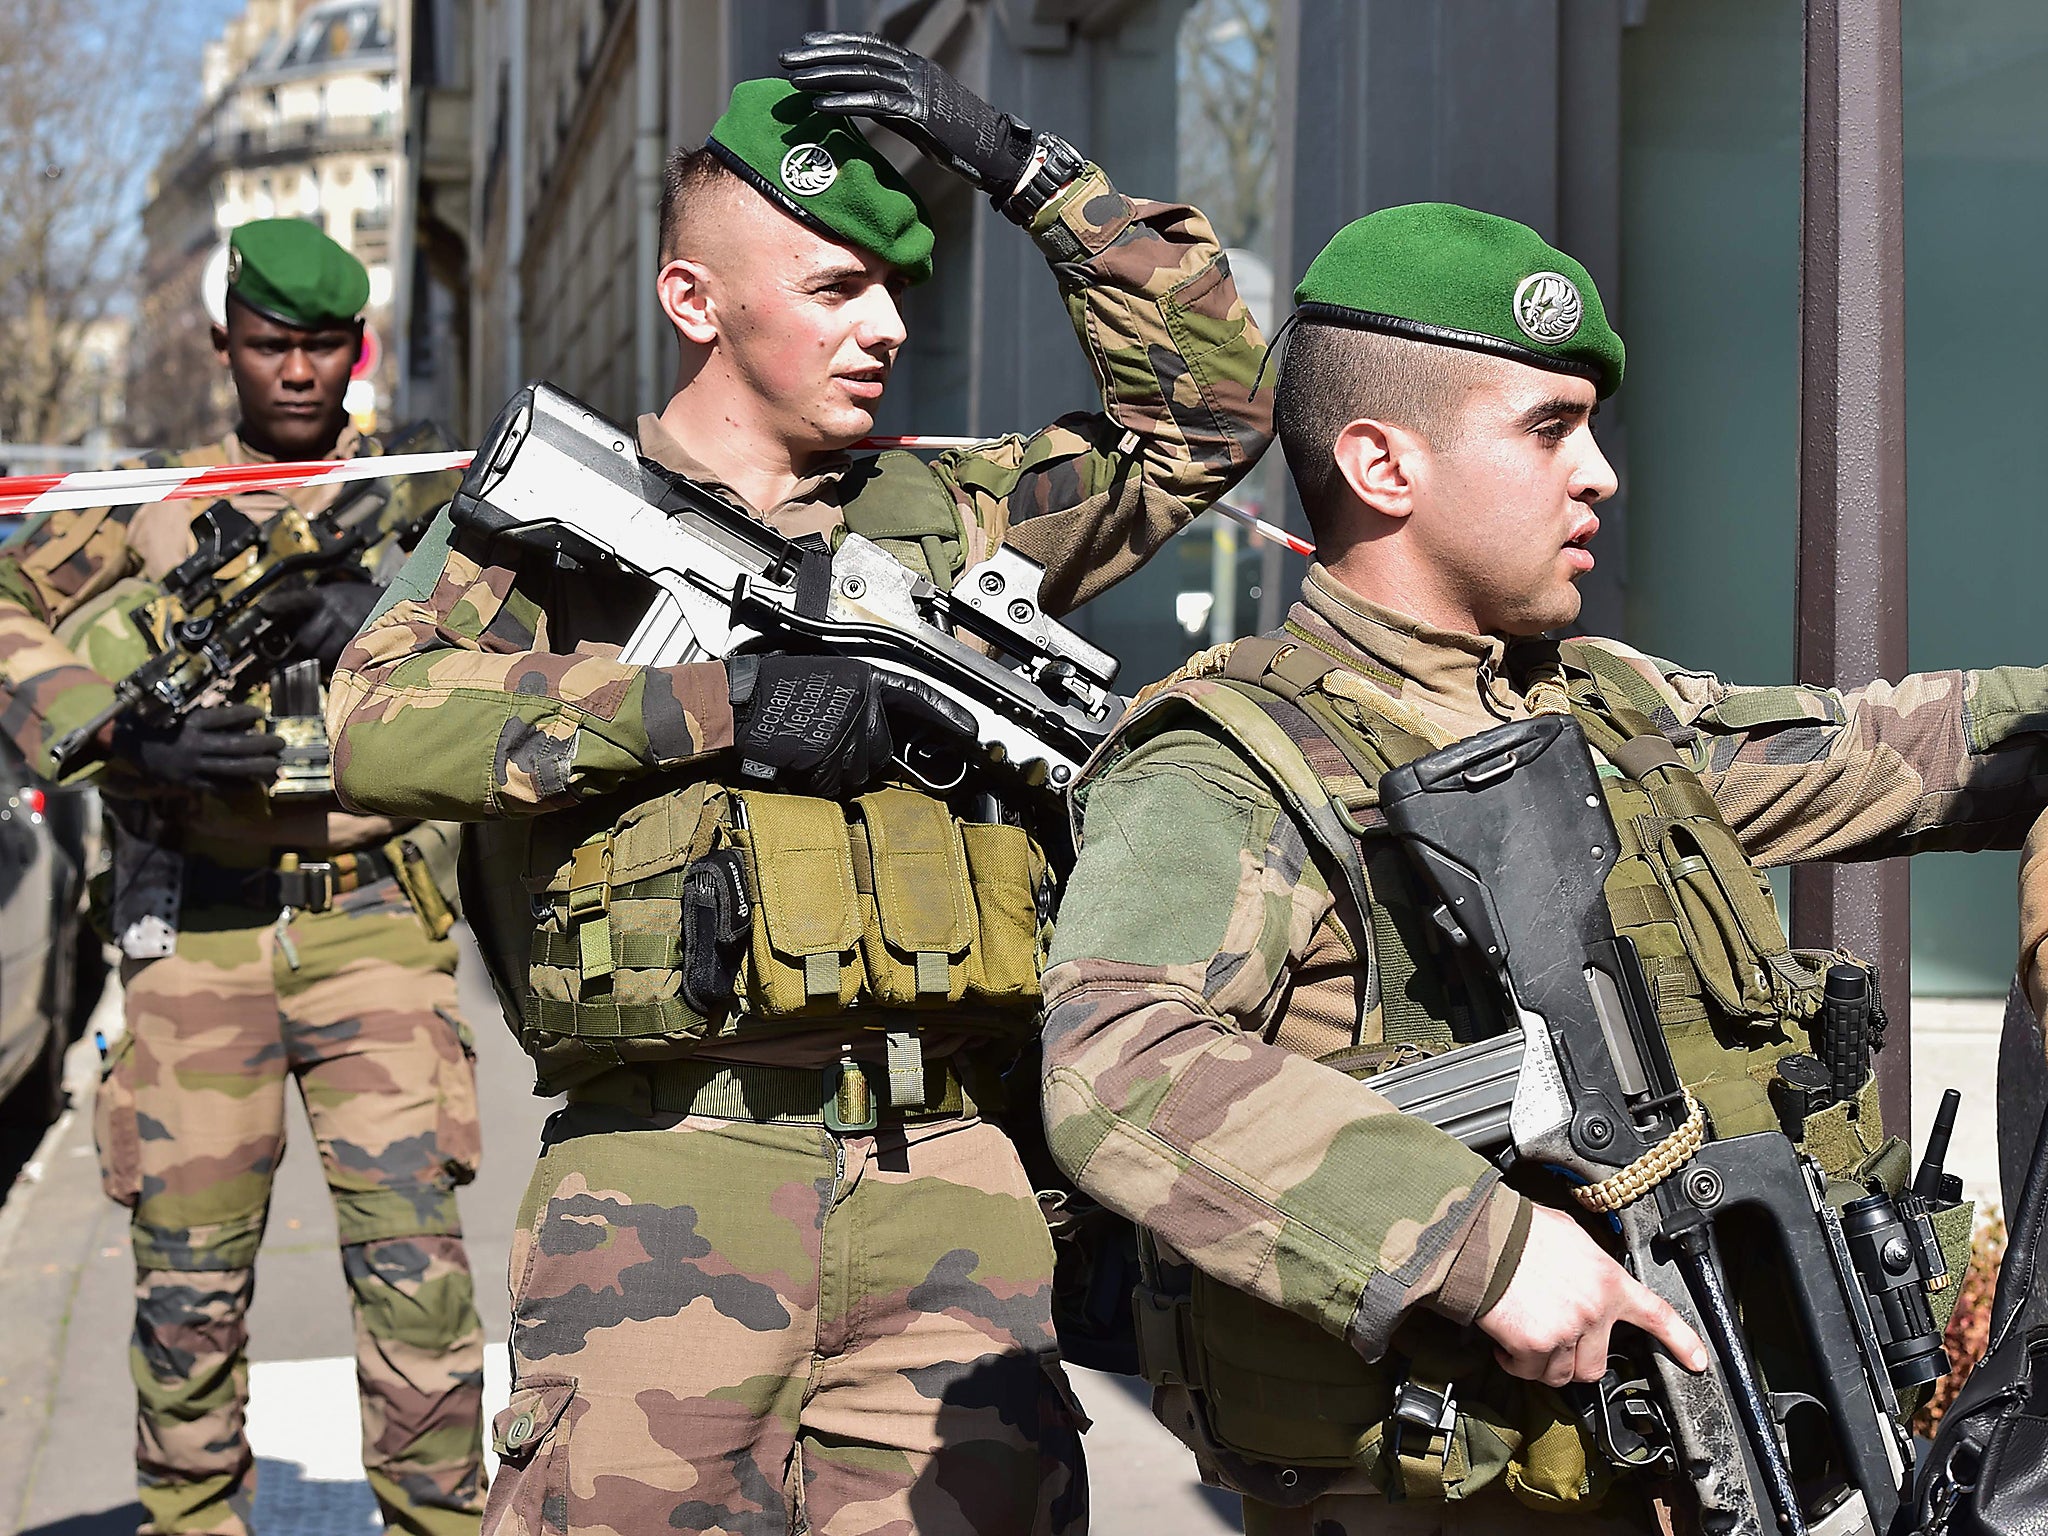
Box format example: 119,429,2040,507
1476,1205,1710,1387
781,33,1036,199
260,580,382,674
729,654,971,799
113,704,284,794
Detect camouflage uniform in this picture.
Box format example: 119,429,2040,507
330,164,1270,1535
0,428,487,1536
1042,565,2048,1532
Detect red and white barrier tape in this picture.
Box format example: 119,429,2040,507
0,435,1319,554
0,450,475,516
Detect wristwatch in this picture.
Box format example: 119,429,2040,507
999,131,1085,226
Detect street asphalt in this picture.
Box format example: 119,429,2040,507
0,930,1238,1535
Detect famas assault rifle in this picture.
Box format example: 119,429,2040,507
1370,714,1963,1536
446,383,1124,802
48,422,456,789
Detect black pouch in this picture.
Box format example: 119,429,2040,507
678,850,750,1016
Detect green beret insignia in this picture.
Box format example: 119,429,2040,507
707,78,936,286
1292,203,1624,396
226,218,370,329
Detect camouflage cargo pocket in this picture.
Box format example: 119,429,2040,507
433,1005,482,1187
92,1030,141,1208
484,1375,578,1536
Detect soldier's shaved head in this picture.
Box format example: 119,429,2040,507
652,141,910,471
658,147,749,267
1275,323,1490,540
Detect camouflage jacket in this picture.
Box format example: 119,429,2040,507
0,426,445,856
1042,563,2048,1363
327,163,1271,822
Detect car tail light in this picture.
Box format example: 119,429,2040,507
20,787,45,816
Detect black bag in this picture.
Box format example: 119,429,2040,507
1919,1090,2048,1536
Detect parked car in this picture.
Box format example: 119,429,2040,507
0,510,108,1142
0,736,91,1128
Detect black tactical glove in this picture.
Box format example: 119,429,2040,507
729,654,973,799
113,704,284,793
260,580,382,674
779,32,1082,224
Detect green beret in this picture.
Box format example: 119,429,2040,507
226,218,370,329
1292,203,1624,397
707,78,935,286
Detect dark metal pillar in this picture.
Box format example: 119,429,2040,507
1791,0,1910,1140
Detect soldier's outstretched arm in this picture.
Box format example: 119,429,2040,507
1568,637,2048,864
0,504,145,782
1040,726,1530,1362
328,513,734,821
928,169,1272,617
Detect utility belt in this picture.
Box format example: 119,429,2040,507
176,833,457,940
564,1051,974,1131
514,780,1052,1092
182,846,398,912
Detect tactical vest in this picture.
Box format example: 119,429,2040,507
1099,627,1940,1512
460,452,1055,1095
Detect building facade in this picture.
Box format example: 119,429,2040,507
132,0,407,442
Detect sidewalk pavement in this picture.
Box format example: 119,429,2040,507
0,931,1238,1535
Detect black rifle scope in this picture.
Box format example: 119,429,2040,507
1839,1191,1948,1390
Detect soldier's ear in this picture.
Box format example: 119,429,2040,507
657,257,718,348
210,322,231,365
1331,418,1421,522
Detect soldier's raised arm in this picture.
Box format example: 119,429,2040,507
784,31,1271,617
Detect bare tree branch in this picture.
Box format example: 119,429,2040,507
0,0,190,446
1177,0,1276,255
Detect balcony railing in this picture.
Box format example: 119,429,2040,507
172,112,399,180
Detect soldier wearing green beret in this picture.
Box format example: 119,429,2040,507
329,34,1271,1536
1042,201,2019,1534
0,217,486,1535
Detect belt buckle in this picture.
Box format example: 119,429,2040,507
821,1058,879,1135
278,859,335,913
1388,1379,1457,1467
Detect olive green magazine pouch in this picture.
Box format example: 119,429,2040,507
853,787,975,1006
731,789,864,1016
959,821,1048,1003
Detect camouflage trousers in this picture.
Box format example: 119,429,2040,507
94,876,488,1536
485,1098,1089,1536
